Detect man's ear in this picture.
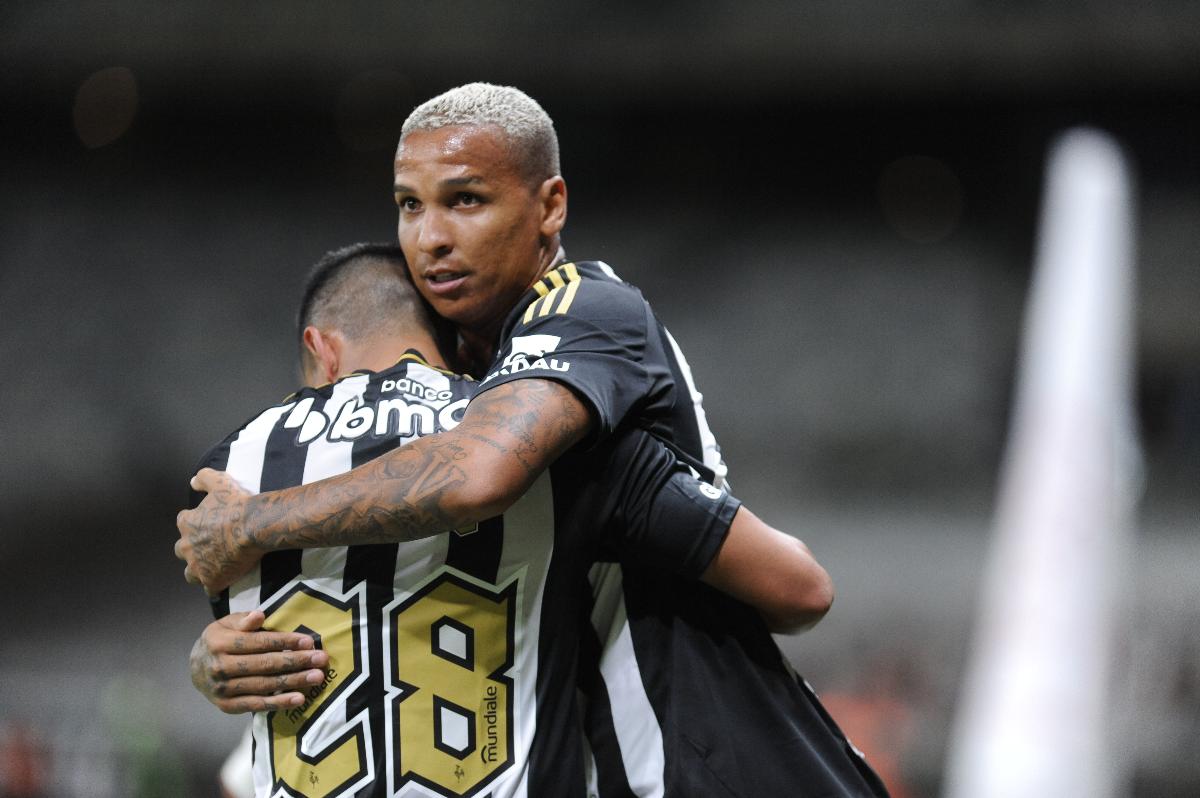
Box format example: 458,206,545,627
302,326,343,386
538,175,567,238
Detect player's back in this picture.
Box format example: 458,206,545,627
200,352,581,798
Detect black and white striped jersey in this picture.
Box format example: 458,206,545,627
480,262,889,798
196,350,740,798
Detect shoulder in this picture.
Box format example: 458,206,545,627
491,261,657,369
515,261,650,326
372,353,476,402
192,389,306,474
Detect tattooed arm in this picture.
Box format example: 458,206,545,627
176,378,591,594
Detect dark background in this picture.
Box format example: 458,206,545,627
1,3,1198,795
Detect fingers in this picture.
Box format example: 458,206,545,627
190,467,221,493
192,615,328,713
201,649,330,714
206,615,318,655
228,610,266,632
214,629,319,655
173,527,193,563
212,667,327,700
214,690,306,715
191,467,249,497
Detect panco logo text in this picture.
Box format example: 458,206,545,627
379,376,454,403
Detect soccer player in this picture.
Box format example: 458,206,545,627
191,242,834,797
179,83,887,796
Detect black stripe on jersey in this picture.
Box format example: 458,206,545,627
258,553,304,600
258,395,319,600
343,374,401,592
527,523,589,798
445,516,503,583
202,441,235,619
577,614,636,798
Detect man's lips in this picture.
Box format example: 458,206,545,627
423,271,468,295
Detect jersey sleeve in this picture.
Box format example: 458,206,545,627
475,270,671,442
595,429,741,579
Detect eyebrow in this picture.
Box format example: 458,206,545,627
393,176,486,193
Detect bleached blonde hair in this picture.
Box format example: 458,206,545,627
399,82,560,183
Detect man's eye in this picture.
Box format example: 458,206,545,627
454,193,480,207
397,196,420,211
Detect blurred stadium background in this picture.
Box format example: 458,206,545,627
1,3,1197,796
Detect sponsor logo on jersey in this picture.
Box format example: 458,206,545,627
482,684,501,764
283,394,468,445
684,465,724,500
379,376,454,403
285,666,338,724
483,334,571,383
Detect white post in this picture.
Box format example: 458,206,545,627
943,128,1139,798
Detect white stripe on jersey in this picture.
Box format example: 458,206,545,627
251,713,270,798
582,732,601,798
379,472,557,798
299,375,367,587
222,402,295,613
225,403,296,494
588,562,665,798
590,260,726,488
496,473,556,798
593,260,620,282
662,328,728,490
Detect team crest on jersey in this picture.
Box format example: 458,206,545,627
483,334,571,383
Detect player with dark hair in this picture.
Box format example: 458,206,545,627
294,242,455,385
191,242,836,797
179,83,887,796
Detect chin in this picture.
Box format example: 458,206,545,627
431,300,481,330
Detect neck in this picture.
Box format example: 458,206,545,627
344,333,447,377
457,241,564,376
457,329,497,378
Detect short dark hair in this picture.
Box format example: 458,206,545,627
296,242,447,374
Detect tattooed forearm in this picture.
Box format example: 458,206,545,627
249,443,466,550
244,378,593,552
460,379,588,475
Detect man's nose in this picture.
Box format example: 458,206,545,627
416,206,453,258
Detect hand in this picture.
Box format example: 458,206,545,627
176,468,262,595
191,611,330,714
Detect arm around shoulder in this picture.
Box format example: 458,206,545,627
177,376,594,594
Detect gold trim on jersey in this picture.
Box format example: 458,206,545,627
394,351,470,380
279,349,466,403
523,263,582,323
